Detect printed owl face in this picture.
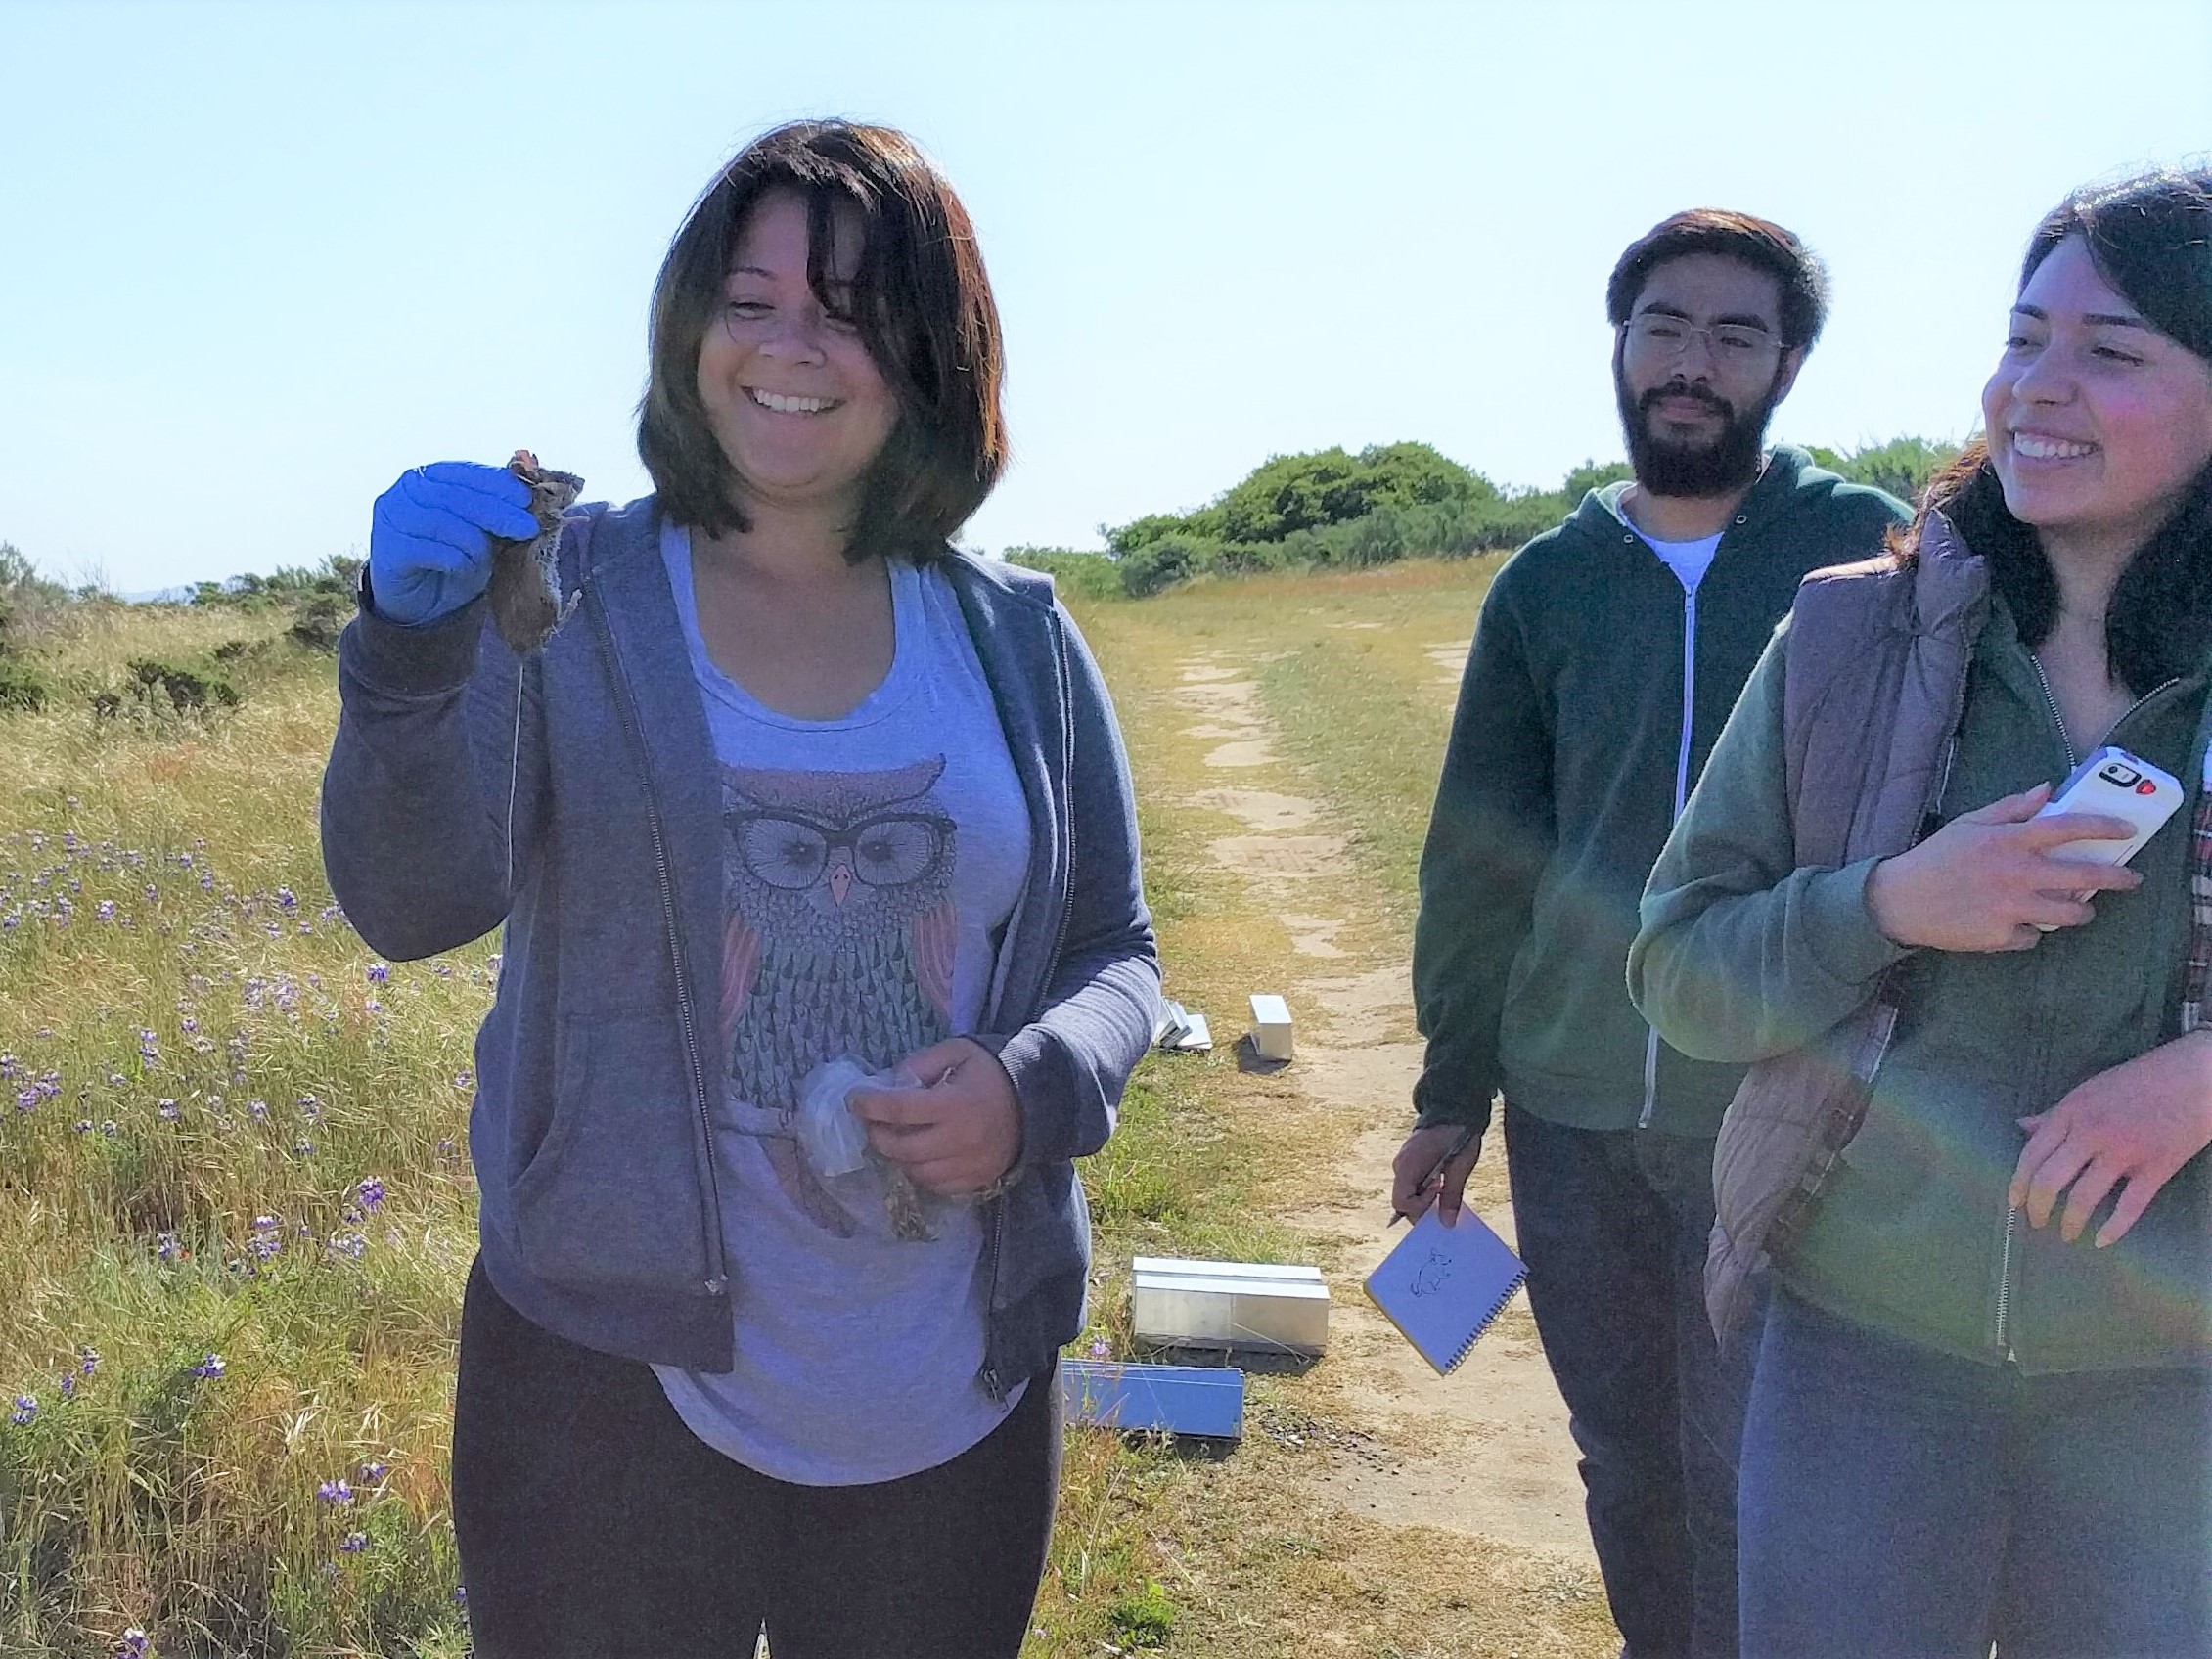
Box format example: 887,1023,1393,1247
722,757,954,948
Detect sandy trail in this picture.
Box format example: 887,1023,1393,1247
1169,657,1593,1567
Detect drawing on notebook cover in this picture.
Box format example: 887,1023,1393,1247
1411,1250,1455,1297
1365,1209,1528,1374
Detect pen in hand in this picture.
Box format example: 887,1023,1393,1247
1390,1121,1481,1226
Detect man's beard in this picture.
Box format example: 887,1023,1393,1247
1615,367,1781,498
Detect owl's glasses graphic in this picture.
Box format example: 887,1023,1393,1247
728,806,951,904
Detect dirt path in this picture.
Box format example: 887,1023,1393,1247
1169,656,1594,1569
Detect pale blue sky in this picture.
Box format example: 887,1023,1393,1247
2,0,2206,594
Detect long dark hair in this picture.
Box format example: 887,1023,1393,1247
1917,169,2212,695
637,120,1008,562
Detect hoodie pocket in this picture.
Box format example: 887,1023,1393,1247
510,1011,711,1296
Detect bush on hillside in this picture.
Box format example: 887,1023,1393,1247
192,555,361,612
1561,459,1635,501
1118,532,1213,598
0,658,54,712
0,542,71,658
289,592,350,653
125,656,242,716
1109,441,1496,558
999,546,1122,604
1808,435,1962,507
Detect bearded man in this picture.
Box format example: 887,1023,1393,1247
1392,211,1908,1659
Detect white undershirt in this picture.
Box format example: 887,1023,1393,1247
1640,531,1724,594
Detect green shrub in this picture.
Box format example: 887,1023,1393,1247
999,547,1123,604
1119,533,1219,598
0,657,53,712
288,592,349,653
1561,458,1634,501
1809,435,1962,507
0,541,71,657
125,657,242,714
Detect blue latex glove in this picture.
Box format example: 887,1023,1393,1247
367,462,543,626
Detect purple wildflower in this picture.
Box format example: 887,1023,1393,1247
95,900,115,921
58,1373,75,1401
100,1120,117,1138
366,963,388,983
275,886,297,911
157,1099,180,1122
9,1395,35,1426
326,1231,366,1261
156,1232,182,1262
116,1629,150,1658
189,1353,224,1379
357,1459,387,1483
339,1530,369,1554
356,1176,386,1212
79,1346,99,1375
246,1217,282,1262
246,1099,268,1120
73,1119,92,1135
293,1137,314,1157
16,1088,36,1112
317,1478,352,1504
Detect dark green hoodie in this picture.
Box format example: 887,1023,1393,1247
1412,447,1907,1139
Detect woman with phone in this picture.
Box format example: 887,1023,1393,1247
1630,169,2212,1655
321,120,1158,1657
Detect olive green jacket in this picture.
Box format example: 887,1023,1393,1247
1631,532,2212,1373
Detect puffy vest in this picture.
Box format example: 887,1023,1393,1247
1706,514,1991,1335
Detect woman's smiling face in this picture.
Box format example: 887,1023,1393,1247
1983,235,2212,556
697,189,899,518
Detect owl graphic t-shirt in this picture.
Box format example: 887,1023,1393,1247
651,521,1033,1485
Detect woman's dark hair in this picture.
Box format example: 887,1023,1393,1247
638,119,1007,562
1605,208,1830,350
1918,169,2212,695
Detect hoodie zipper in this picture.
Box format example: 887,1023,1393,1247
2007,658,2178,1358
978,602,1078,1403
588,599,730,1299
1640,524,1731,1129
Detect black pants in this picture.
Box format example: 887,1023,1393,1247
450,1257,1061,1659
1504,1106,1761,1659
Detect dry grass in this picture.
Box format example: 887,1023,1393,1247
0,559,1609,1657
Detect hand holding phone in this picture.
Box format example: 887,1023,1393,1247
2027,746,2183,928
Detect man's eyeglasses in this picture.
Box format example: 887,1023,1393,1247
1622,313,1784,366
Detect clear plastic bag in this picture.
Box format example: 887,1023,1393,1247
793,1057,945,1243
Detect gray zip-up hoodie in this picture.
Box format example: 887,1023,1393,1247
320,494,1160,1393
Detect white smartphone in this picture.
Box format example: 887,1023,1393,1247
2027,745,2185,927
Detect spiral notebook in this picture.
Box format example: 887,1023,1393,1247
1364,1207,1527,1374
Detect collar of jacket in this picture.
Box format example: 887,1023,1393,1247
1577,443,1824,548
562,494,1073,1036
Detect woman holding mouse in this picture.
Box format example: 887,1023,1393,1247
321,120,1157,1658
1630,169,2212,1655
